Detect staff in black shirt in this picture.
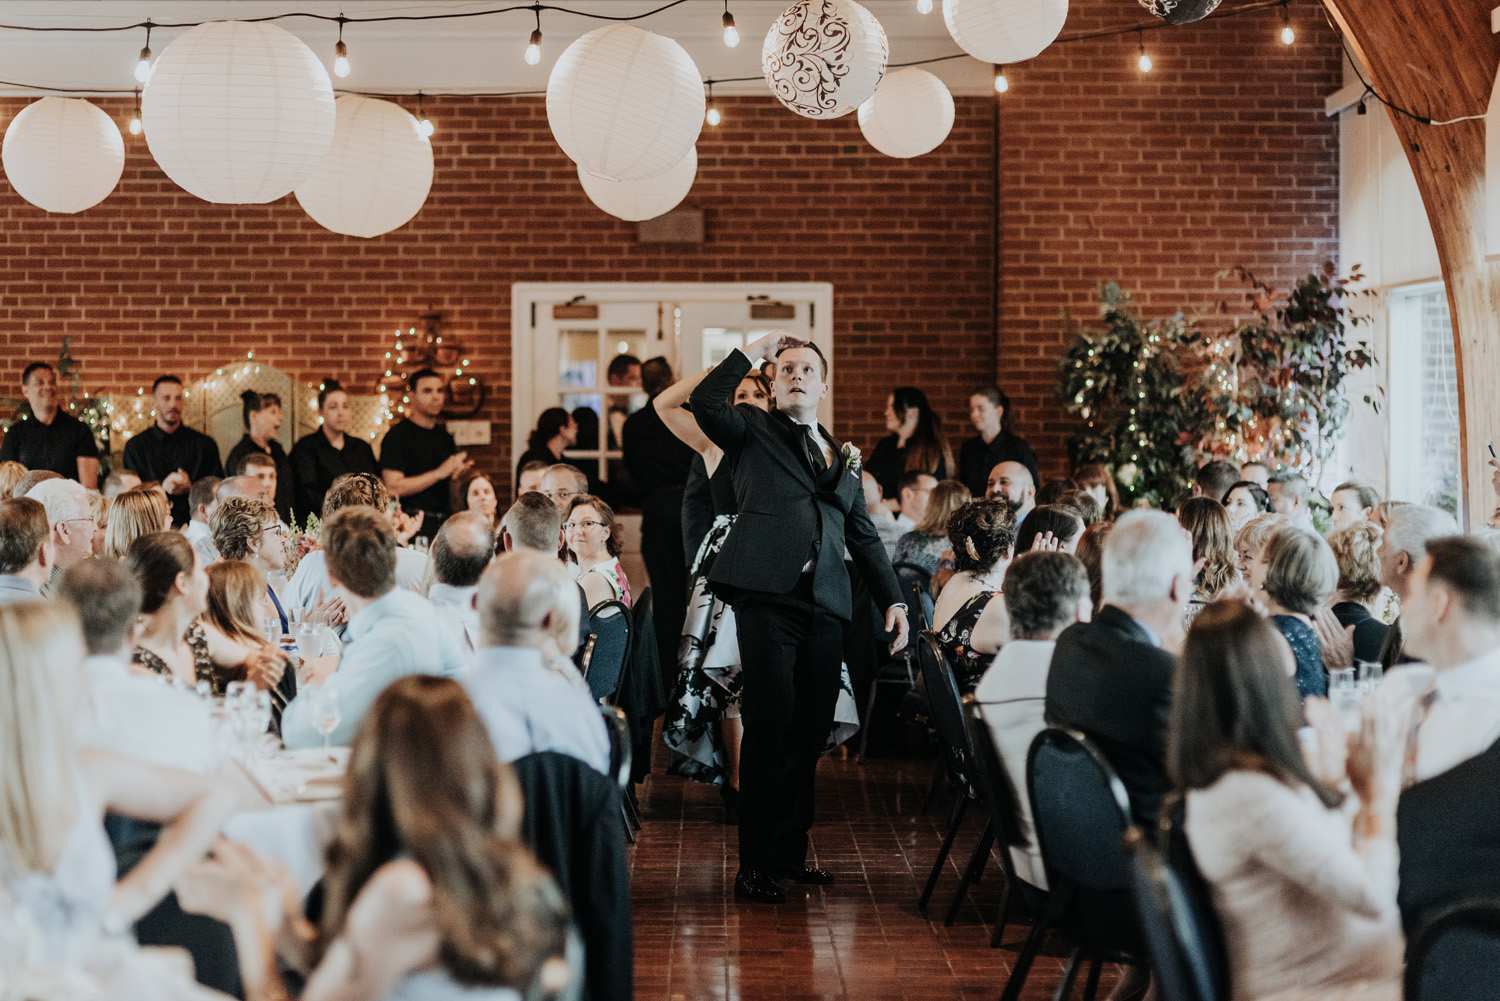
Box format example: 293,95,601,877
122,375,223,526
957,385,1040,500
0,362,100,487
225,390,294,522
379,368,471,538
290,380,379,524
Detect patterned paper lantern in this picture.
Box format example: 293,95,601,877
1,98,124,213
942,0,1067,65
578,146,697,221
857,68,955,158
142,20,336,204
547,24,704,183
294,96,434,238
1139,0,1221,25
763,0,889,120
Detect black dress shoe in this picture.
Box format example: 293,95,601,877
776,865,835,885
733,868,785,904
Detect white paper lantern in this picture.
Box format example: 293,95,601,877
547,24,704,183
942,0,1068,65
763,0,889,120
1,98,124,213
142,20,335,204
294,96,433,238
578,146,697,221
857,68,955,158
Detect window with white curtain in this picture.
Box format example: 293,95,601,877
1387,282,1459,513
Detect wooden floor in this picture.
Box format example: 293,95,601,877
628,745,1127,1001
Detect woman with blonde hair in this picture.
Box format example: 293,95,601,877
105,485,171,559
206,561,297,722
1325,521,1391,664
892,480,972,576
0,601,238,970
0,459,28,499
1234,512,1288,581
88,489,111,556
1178,497,1241,623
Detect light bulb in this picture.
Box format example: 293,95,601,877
525,28,543,65
722,11,740,47
706,104,722,126
1138,52,1153,72
128,115,142,136
1280,24,1294,44
994,72,1008,93
419,116,434,137
334,40,350,78
134,46,152,84
917,0,933,12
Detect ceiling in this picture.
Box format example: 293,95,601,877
0,1,998,96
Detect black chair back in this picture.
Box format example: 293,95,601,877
1125,824,1227,1001
1406,898,1500,1001
961,694,1028,850
893,560,935,633
575,634,598,675
1027,726,1134,892
585,599,631,702
916,630,970,785
599,705,633,794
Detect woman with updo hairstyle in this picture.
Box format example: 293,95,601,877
516,407,577,487
225,388,293,520
1326,520,1391,664
933,499,1016,692
1178,497,1241,624
290,379,381,525
1015,504,1085,555
104,485,171,558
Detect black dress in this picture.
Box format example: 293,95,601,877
1271,614,1326,699
1330,601,1391,665
865,433,949,500
956,430,1040,501
225,435,294,522
289,429,379,525
936,590,999,694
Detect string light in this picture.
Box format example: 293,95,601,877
1279,4,1294,44
525,7,543,65
416,92,434,137
705,81,721,126
721,2,739,47
128,88,142,135
133,23,153,84
333,18,350,77
1136,30,1152,73
993,65,1008,93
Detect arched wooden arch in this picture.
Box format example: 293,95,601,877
1321,0,1500,526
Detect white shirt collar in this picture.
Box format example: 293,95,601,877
1433,642,1500,700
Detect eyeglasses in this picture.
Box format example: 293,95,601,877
563,520,605,530
544,489,578,501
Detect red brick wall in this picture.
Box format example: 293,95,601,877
997,0,1341,477
0,0,1338,490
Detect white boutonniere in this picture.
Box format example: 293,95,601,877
841,442,862,475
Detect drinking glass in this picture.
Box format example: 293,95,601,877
306,687,342,762
413,535,430,554
261,616,282,645
1329,667,1361,731
295,621,321,656
1356,660,1383,692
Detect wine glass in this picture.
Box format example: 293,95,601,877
261,616,282,646
295,621,321,657
306,687,342,762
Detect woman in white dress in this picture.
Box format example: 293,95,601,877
1170,600,1405,1001
0,600,240,998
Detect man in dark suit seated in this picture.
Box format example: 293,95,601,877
691,332,908,904
1044,510,1194,828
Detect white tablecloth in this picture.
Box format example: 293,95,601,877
222,747,348,897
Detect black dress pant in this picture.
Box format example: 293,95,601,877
734,574,844,871
640,491,687,688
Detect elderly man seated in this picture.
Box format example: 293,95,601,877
428,511,495,653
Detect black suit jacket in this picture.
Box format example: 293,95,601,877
1044,605,1176,827
689,349,902,621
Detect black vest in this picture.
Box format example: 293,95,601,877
1396,734,1500,945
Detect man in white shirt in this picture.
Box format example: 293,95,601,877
893,470,937,536
0,497,53,604
182,475,223,568
284,473,428,610
428,511,493,654
462,548,610,774
57,559,218,771
975,551,1092,891
27,478,94,596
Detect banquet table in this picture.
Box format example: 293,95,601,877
222,745,347,898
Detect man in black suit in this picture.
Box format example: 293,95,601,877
1044,510,1193,828
692,333,908,903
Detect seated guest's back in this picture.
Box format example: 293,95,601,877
892,479,970,577
975,551,1090,890
1174,601,1403,1001
428,511,495,654
0,496,53,603
933,499,1015,692
1250,525,1338,699
281,506,465,748
285,472,429,611
1045,509,1191,827
503,492,590,654
462,548,611,773
1014,504,1084,555
1380,536,1500,941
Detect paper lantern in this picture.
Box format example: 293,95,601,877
578,146,697,221
1138,0,1221,25
294,96,433,238
547,24,704,183
942,0,1067,65
1,98,124,213
142,20,335,204
857,68,955,158
763,0,889,119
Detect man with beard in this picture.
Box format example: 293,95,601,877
122,375,223,526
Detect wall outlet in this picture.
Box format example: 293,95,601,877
447,420,491,446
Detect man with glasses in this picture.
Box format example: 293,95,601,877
26,478,96,596
539,463,588,514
